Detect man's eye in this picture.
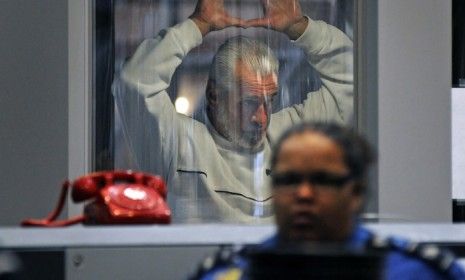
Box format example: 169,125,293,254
242,100,259,109
272,172,303,186
272,172,351,188
310,173,351,188
309,173,329,185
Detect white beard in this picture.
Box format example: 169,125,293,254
214,105,265,151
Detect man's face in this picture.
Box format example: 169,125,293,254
272,131,363,242
221,61,278,150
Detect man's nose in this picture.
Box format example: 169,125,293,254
295,181,316,200
251,104,268,126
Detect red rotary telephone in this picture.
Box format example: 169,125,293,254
22,171,171,226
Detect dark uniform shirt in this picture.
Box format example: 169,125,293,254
193,225,465,280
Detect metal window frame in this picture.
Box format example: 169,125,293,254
68,0,377,219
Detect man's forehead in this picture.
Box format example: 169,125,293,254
276,132,348,172
234,61,278,97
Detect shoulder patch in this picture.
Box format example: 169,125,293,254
215,268,242,280
367,233,457,276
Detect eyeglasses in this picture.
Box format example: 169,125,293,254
271,171,352,189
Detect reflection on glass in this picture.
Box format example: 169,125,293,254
112,0,354,223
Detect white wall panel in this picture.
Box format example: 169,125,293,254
453,88,465,199
377,0,452,221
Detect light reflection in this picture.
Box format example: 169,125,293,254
175,97,190,115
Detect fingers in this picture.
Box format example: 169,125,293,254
223,14,248,28
244,17,272,29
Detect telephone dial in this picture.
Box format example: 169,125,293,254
22,171,171,226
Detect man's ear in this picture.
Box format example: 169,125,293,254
350,183,365,214
206,79,218,107
351,194,364,214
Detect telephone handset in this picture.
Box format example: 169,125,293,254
22,171,171,226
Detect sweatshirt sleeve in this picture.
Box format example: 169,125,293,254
113,19,202,178
270,17,354,139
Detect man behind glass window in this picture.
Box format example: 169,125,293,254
115,0,353,223
191,122,465,280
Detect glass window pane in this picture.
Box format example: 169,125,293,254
106,0,355,224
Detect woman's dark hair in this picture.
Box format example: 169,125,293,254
270,122,375,194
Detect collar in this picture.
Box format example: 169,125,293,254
259,223,373,250
345,224,373,249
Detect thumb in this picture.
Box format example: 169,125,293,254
244,17,272,28
223,14,248,28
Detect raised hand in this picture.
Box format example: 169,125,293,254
190,0,247,37
245,0,308,40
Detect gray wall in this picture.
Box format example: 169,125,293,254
0,0,68,225
376,0,452,221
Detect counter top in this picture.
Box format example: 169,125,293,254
1,223,465,249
